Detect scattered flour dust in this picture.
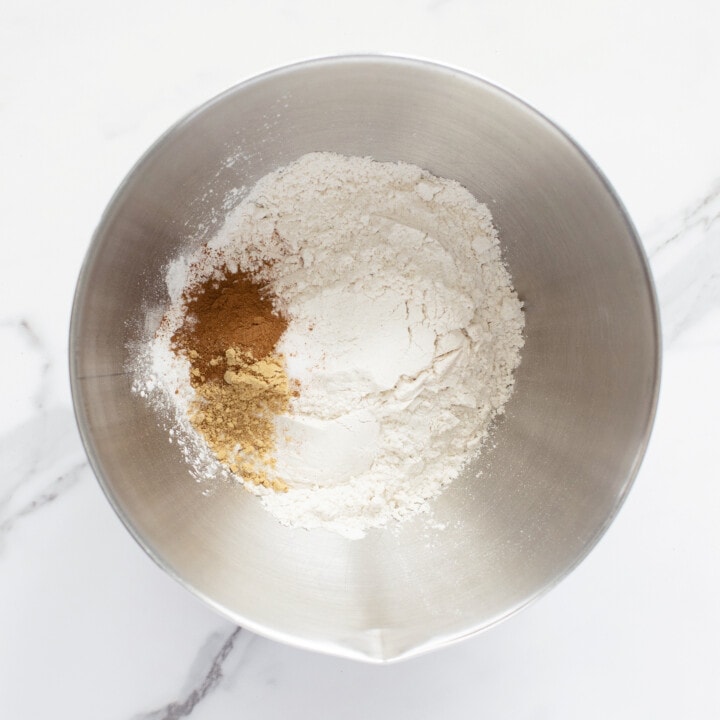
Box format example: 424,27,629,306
132,152,525,538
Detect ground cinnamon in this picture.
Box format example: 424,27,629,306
172,269,287,382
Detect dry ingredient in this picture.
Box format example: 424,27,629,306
172,266,288,382
190,348,291,492
134,152,525,538
170,269,293,491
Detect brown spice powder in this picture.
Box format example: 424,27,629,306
172,268,293,491
172,269,288,383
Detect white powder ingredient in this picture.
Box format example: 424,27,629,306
135,152,524,538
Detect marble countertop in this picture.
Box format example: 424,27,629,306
2,1,719,717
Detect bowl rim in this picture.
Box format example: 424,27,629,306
69,53,662,663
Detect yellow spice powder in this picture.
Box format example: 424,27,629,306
189,347,292,492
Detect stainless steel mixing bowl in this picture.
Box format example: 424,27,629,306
70,56,660,662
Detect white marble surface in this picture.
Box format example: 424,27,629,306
1,0,719,717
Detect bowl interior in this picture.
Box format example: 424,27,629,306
70,57,659,662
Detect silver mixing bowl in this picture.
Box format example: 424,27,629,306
70,56,660,662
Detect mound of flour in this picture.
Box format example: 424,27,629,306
143,152,524,538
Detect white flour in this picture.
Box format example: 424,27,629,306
136,153,524,538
